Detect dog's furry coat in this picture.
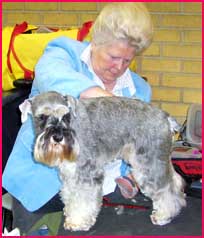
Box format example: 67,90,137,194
23,91,186,231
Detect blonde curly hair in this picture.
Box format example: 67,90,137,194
91,2,153,55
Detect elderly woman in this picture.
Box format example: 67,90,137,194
3,2,153,232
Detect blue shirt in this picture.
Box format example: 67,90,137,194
3,37,151,211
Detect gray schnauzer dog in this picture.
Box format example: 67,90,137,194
22,91,186,231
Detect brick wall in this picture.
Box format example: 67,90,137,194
3,2,202,123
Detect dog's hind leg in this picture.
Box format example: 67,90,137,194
149,162,186,225
121,143,186,225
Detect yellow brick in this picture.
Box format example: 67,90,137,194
142,59,180,72
152,88,180,102
81,14,98,24
151,15,161,27
183,3,202,13
143,44,160,56
25,2,58,11
3,2,24,10
182,61,202,73
183,31,202,43
98,2,107,10
162,45,201,58
183,90,202,103
162,74,202,88
145,2,180,12
43,13,78,26
151,102,161,109
6,13,41,25
175,117,186,126
142,72,160,86
162,15,201,28
154,29,180,42
161,103,189,117
61,2,97,11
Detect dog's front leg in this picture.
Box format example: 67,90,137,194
63,183,103,231
60,162,104,231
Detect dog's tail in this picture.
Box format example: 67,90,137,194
168,116,181,134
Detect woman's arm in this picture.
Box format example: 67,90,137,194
80,86,113,98
34,38,98,98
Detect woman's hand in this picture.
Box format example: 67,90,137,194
80,86,114,99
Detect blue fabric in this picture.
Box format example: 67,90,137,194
120,160,131,176
2,37,151,211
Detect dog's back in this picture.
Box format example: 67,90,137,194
72,97,174,163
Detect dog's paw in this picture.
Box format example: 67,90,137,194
150,211,172,226
64,219,92,231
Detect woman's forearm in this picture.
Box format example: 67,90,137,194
80,86,114,98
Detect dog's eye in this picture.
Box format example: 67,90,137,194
36,114,49,130
38,114,48,122
62,113,71,124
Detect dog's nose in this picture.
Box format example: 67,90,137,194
52,134,63,143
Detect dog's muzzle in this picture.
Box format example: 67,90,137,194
50,125,64,144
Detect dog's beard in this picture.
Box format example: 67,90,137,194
34,129,78,167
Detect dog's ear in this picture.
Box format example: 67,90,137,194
168,116,181,134
64,95,78,117
19,98,33,123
